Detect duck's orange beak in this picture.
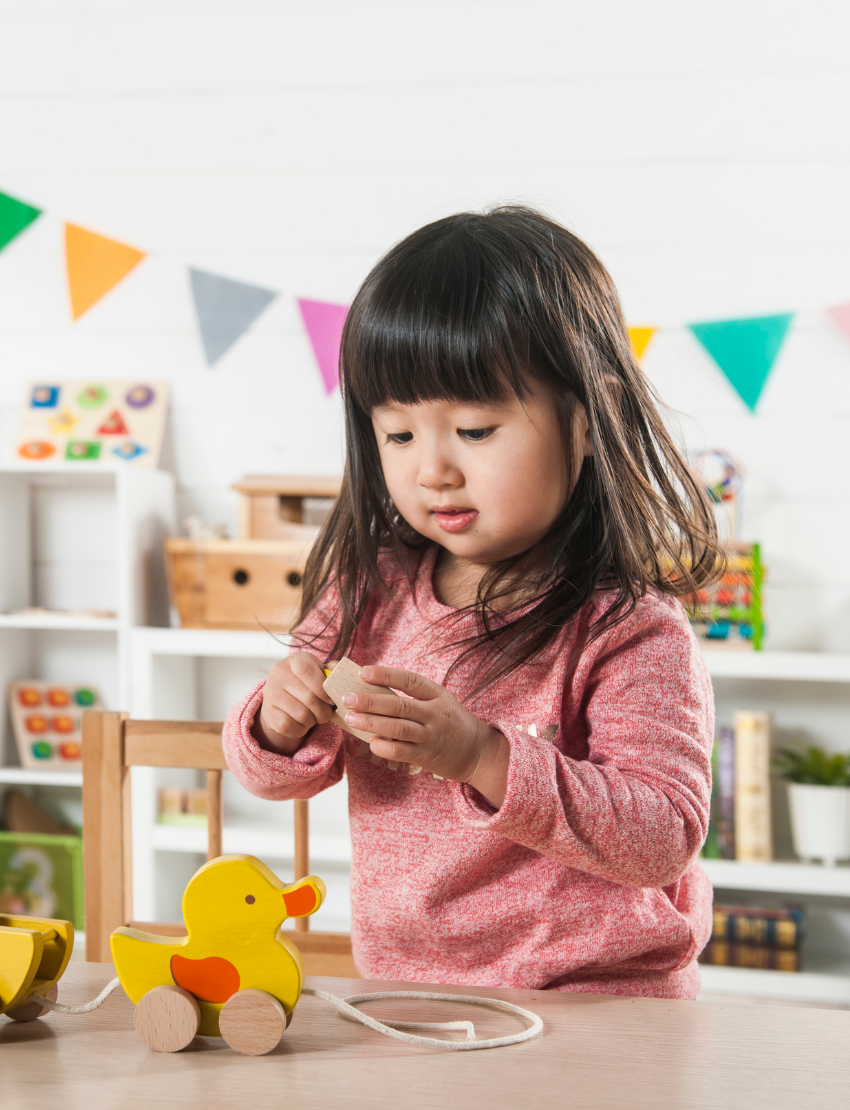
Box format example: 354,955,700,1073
282,886,318,918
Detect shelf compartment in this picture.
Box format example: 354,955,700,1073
698,959,850,1005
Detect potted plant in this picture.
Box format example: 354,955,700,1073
774,746,850,867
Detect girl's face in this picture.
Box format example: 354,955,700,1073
371,386,590,566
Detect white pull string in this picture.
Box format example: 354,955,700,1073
30,977,122,1015
28,980,543,1050
301,986,543,1050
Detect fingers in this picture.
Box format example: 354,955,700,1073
343,709,426,745
358,665,441,700
288,652,336,705
341,689,421,721
262,652,336,740
368,737,421,765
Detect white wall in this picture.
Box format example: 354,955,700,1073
0,0,849,651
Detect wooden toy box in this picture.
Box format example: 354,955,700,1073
164,538,314,632
164,477,340,632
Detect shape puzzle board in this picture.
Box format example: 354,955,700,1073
8,681,103,771
15,381,168,468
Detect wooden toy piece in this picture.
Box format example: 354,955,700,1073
323,657,387,744
111,855,326,1051
219,988,289,1056
134,985,201,1053
0,913,74,1019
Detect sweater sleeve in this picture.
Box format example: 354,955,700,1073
451,596,714,889
221,578,347,801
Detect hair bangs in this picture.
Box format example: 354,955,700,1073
342,221,533,414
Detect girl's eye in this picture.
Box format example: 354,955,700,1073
458,427,494,442
385,432,413,445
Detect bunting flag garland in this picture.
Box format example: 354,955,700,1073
827,303,850,346
8,184,850,405
0,191,42,253
65,224,146,320
297,298,348,394
688,313,794,412
628,326,656,361
189,269,277,366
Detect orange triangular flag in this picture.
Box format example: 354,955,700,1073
65,224,146,320
97,410,130,435
628,326,657,361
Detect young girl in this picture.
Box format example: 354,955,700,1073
223,206,722,999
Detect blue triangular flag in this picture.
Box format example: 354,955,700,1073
189,269,277,366
689,313,794,412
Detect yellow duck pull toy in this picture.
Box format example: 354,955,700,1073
111,854,325,1055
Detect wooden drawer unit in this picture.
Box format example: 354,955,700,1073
165,538,314,631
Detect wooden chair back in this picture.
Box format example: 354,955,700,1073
81,712,356,976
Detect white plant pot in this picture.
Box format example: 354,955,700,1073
787,783,850,867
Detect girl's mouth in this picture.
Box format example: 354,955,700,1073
432,508,479,533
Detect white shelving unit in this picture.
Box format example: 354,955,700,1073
0,464,176,942
698,651,850,1005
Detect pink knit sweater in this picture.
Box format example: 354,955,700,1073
223,544,714,998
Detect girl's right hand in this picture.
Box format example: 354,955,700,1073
252,652,337,755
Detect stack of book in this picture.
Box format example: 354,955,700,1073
699,904,805,972
703,710,773,861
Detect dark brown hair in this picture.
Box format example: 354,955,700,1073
296,206,722,690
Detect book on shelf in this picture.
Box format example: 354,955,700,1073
699,939,801,973
733,710,772,862
712,905,805,949
716,725,736,859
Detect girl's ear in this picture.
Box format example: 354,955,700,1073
577,403,593,457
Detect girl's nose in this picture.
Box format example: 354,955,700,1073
417,447,462,490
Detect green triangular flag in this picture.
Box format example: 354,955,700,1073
0,191,42,253
689,313,794,412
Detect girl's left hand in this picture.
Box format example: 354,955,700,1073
340,665,510,807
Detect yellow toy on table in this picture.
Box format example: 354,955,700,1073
0,913,73,1021
110,855,325,1055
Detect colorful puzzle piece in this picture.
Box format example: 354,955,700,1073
97,410,129,435
18,441,55,460
30,386,59,408
77,385,108,409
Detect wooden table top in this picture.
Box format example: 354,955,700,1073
2,963,849,1109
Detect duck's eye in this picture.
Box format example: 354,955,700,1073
245,895,256,904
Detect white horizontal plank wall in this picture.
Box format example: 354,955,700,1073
0,1,849,653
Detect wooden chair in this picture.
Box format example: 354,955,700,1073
81,712,357,977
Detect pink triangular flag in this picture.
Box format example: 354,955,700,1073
827,303,850,344
297,298,348,394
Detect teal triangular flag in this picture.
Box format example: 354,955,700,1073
189,268,278,366
689,313,794,412
0,191,42,253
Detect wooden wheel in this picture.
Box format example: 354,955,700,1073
7,984,58,1022
219,988,288,1056
134,985,201,1052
